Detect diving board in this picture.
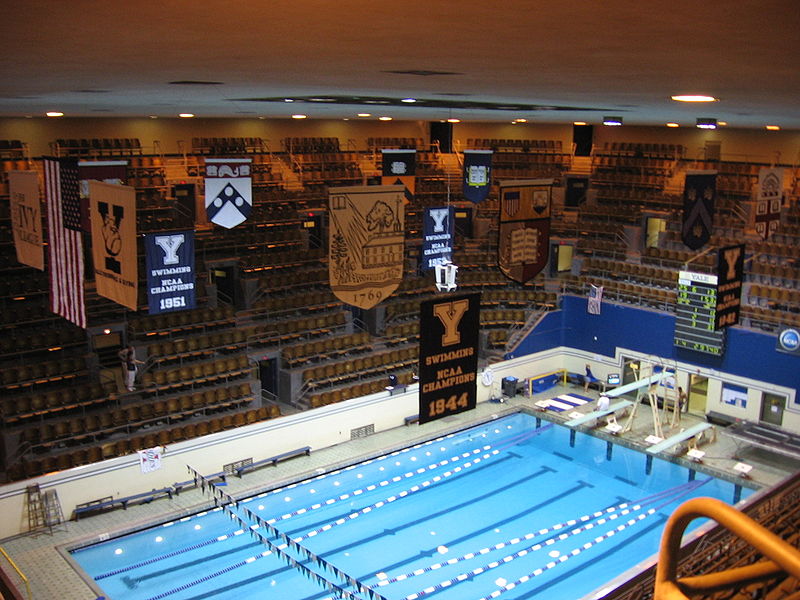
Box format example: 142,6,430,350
605,371,673,398
646,422,714,455
564,400,633,428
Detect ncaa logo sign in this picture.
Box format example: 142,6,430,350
778,328,800,354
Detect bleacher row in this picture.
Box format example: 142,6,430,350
282,332,371,368
303,345,418,391
308,371,416,409
54,138,142,156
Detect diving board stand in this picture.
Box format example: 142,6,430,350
564,400,633,446
607,370,674,435
644,422,715,474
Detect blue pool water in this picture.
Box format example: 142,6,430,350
71,413,751,600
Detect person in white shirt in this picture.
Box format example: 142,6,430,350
597,395,610,411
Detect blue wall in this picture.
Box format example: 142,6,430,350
510,295,800,403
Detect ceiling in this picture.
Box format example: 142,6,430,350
2,1,799,129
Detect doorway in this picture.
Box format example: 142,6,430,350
760,392,785,426
259,358,278,398
211,266,237,306
688,373,708,414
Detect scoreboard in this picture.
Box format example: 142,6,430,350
674,271,725,356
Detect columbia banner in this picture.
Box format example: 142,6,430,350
204,158,252,228
8,170,44,270
79,160,128,233
755,167,784,240
328,185,405,309
462,150,492,203
145,230,196,314
381,149,415,201
418,293,480,425
498,179,552,284
715,244,744,330
422,206,454,270
682,171,716,250
90,180,138,310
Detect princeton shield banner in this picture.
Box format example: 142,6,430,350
498,179,552,284
204,158,252,228
682,171,716,250
328,185,406,309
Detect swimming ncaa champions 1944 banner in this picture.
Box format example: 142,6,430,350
145,230,196,315
418,293,480,425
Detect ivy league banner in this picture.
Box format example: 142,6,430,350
381,149,415,202
145,230,196,314
462,149,492,203
498,179,552,284
418,293,480,425
422,206,454,270
89,180,138,310
8,170,44,271
754,167,784,241
328,185,405,309
682,171,716,250
204,158,252,228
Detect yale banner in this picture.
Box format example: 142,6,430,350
682,171,716,250
90,180,138,310
418,293,480,425
381,149,415,202
715,244,744,330
462,150,492,203
145,230,196,315
79,160,128,233
498,179,552,284
8,170,44,271
422,206,454,270
328,185,405,309
754,167,784,240
204,158,252,228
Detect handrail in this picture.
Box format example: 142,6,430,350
0,546,31,600
654,497,800,600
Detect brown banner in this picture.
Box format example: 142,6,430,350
90,180,138,310
8,170,44,270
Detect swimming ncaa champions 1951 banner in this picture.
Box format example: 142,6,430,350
145,230,196,315
418,293,480,425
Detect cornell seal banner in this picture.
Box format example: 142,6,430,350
328,185,405,309
418,293,480,424
89,180,138,310
498,179,552,284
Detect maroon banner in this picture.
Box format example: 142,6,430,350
498,179,552,284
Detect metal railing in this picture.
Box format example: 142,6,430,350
0,546,31,600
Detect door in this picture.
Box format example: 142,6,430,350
760,392,785,426
688,373,708,414
259,358,278,397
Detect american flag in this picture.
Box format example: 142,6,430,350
45,158,87,328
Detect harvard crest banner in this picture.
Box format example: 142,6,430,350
498,179,552,284
422,206,454,270
145,230,196,315
418,293,480,425
755,167,784,241
462,150,492,203
79,160,128,233
328,185,405,309
90,180,138,310
204,158,252,228
682,171,716,250
381,149,415,201
8,170,44,271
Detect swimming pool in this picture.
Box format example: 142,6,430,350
70,412,751,600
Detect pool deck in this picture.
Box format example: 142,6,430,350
2,383,798,600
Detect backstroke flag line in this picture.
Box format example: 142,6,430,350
682,171,716,250
8,170,44,270
381,149,415,202
44,158,87,328
328,185,405,309
90,180,138,310
498,179,552,284
462,149,492,203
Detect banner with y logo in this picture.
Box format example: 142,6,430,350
715,244,744,329
145,230,196,314
422,206,454,270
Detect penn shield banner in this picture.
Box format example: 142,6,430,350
79,160,128,233
715,244,744,330
328,185,405,309
90,180,138,310
422,206,454,270
204,158,252,228
145,230,196,315
682,171,716,250
8,170,44,271
755,167,784,240
462,150,492,203
381,149,415,202
418,293,480,425
498,179,552,284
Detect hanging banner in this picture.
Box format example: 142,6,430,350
754,167,784,240
588,284,603,315
681,171,716,250
418,293,480,425
498,179,552,284
204,158,252,228
462,149,492,203
422,206,454,271
90,180,138,310
138,446,163,474
381,149,415,202
8,170,44,271
145,230,196,314
715,244,744,330
328,185,405,309
79,160,128,234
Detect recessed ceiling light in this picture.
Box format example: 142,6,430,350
447,118,461,123
514,118,528,123
671,95,718,102
717,121,727,126
178,113,195,118
46,111,64,117
291,114,307,119
357,113,371,117
573,121,586,126
283,98,294,102
666,122,680,128
603,116,623,126
148,115,158,119
401,98,417,103
696,118,717,129
765,125,781,131
378,116,392,121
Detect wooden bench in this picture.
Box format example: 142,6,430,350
235,446,311,477
74,487,173,520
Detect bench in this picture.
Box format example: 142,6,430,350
404,414,419,426
646,422,715,455
235,446,311,477
173,471,227,495
74,487,173,520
